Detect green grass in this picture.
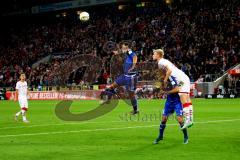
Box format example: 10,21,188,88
0,99,240,160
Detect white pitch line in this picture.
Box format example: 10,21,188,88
0,120,123,130
0,125,158,138
0,119,240,138
0,117,238,130
0,116,235,130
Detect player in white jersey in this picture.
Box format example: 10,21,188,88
152,49,193,129
15,73,29,123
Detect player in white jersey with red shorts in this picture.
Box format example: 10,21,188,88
15,73,29,123
153,49,193,129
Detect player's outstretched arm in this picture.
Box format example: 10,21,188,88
166,86,180,94
164,65,172,86
160,86,179,95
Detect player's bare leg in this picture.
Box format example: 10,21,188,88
177,116,189,144
179,93,193,129
153,116,167,144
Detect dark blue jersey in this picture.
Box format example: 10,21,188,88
166,93,181,103
114,50,138,92
165,78,181,103
163,93,183,117
164,88,182,117
123,50,136,75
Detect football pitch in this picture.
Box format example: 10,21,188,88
0,99,240,160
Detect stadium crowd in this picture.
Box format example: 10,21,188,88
0,0,239,90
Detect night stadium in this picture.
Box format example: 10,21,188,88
0,0,240,160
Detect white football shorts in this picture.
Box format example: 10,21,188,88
18,97,28,109
178,74,191,94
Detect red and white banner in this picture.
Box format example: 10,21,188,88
228,68,240,76
6,91,102,100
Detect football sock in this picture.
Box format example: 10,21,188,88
106,88,116,98
21,110,27,121
101,88,116,100
189,103,193,123
183,103,191,123
180,123,188,139
159,122,166,139
106,88,116,94
130,96,138,111
16,111,22,117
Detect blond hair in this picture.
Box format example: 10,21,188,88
153,49,164,57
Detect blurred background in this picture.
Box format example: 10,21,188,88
0,0,239,100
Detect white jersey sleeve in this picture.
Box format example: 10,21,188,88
15,82,20,90
158,58,190,88
158,58,176,72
